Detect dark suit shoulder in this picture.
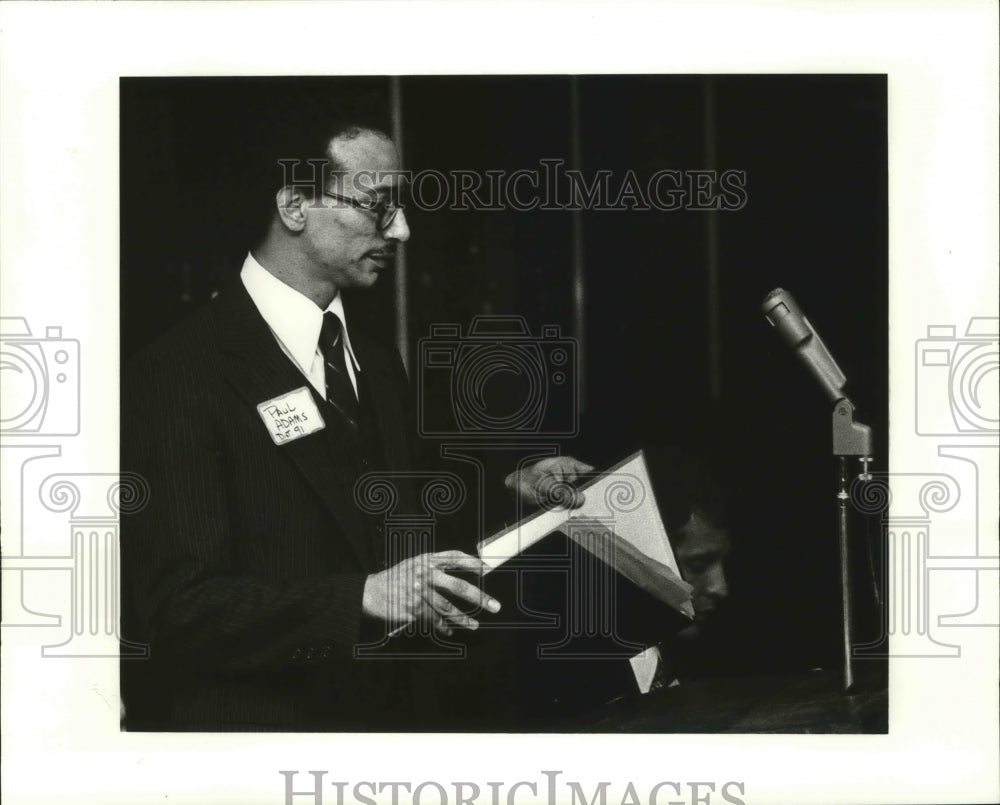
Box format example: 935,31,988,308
126,301,218,373
121,301,240,428
124,276,264,379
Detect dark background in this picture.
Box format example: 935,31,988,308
121,75,888,679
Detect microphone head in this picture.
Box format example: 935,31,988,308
761,288,810,347
761,287,800,321
762,287,787,306
760,287,847,402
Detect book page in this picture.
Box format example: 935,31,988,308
569,451,678,572
479,451,679,574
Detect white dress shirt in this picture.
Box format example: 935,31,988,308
240,253,360,398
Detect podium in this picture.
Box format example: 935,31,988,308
564,662,887,733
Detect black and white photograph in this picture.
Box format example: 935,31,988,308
1,3,997,804
118,74,889,734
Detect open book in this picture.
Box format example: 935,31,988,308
478,450,694,623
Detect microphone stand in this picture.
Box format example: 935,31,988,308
832,398,873,693
761,288,875,693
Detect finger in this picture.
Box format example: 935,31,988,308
429,550,489,576
398,555,434,589
413,583,462,636
429,567,501,613
425,606,454,636
567,457,596,474
405,565,434,624
425,590,479,631
422,611,452,637
543,456,590,477
549,456,593,482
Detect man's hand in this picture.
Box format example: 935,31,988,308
504,456,596,510
362,550,501,636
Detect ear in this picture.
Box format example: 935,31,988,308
274,186,309,233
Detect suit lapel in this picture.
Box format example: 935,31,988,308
211,281,378,569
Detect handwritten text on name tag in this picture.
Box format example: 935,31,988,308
257,387,325,445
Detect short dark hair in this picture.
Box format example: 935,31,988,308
645,447,730,539
243,89,393,245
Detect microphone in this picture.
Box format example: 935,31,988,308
761,288,847,404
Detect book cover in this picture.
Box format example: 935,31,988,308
461,452,696,722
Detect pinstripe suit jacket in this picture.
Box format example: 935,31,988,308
121,280,419,730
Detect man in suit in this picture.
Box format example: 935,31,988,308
121,117,589,730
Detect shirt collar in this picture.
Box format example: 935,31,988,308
240,253,361,374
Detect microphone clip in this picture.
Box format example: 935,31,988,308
833,397,873,477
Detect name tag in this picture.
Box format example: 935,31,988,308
257,387,325,445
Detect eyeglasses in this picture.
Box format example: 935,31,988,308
322,191,402,232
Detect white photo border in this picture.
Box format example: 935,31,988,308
1,2,997,804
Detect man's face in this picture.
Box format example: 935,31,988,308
673,511,731,637
300,129,410,291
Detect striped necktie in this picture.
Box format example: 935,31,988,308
318,312,359,428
